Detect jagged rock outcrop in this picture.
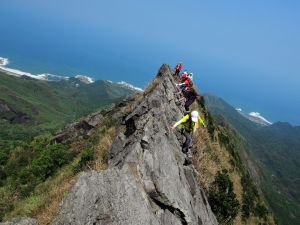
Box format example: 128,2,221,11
50,98,135,144
51,65,217,225
51,112,105,144
2,65,217,225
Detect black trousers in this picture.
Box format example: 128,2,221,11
184,98,195,111
182,130,192,151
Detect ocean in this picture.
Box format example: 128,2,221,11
0,6,299,125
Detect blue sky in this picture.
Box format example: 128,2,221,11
0,0,299,124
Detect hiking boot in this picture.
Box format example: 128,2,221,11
184,157,192,166
182,146,188,154
175,100,182,106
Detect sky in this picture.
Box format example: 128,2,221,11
0,0,299,124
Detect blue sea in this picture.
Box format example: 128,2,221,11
0,3,299,125
1,46,299,125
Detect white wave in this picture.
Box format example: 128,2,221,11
0,66,69,81
0,66,34,78
35,73,69,81
236,108,242,112
75,75,94,84
117,81,143,92
0,57,9,66
249,112,272,125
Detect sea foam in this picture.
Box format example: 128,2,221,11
0,57,9,66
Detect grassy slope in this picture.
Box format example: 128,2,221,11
190,98,275,225
0,89,141,224
0,72,138,222
204,93,300,225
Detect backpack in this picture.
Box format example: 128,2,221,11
183,111,195,133
188,78,193,87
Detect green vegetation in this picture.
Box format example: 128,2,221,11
205,93,300,225
0,134,74,220
73,148,95,173
197,97,216,140
209,170,240,225
0,72,134,222
241,173,269,221
197,95,274,224
0,72,134,149
217,122,271,223
0,112,120,222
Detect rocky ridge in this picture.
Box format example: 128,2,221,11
1,65,217,225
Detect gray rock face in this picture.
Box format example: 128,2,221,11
52,64,218,225
0,217,38,225
51,111,104,144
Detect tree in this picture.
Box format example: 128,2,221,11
209,170,240,225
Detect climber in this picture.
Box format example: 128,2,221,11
184,87,200,111
180,71,188,81
174,61,183,77
187,72,193,81
172,111,205,155
176,74,193,92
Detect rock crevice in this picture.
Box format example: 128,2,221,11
1,65,218,225
51,64,217,225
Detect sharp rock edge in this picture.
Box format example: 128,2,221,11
1,64,218,225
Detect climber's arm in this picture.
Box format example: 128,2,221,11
172,115,189,129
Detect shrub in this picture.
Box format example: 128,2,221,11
241,172,260,220
254,203,269,219
30,144,73,181
209,170,240,224
206,112,216,140
73,148,94,173
12,143,74,197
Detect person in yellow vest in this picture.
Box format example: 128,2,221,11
172,111,205,153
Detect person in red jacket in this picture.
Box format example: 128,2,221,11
176,73,193,92
174,62,183,77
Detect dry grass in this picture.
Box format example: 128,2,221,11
92,126,116,171
193,130,275,225
191,101,274,225
4,116,120,224
143,77,161,95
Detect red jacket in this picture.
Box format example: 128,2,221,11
176,63,182,71
178,77,192,87
184,78,192,86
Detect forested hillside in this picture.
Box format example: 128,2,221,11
0,72,135,148
205,93,300,225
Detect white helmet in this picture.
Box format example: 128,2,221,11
191,111,199,122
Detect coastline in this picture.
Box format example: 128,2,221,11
0,56,69,81
0,65,31,78
0,56,143,91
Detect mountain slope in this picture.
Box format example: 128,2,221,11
204,93,300,225
1,65,276,225
51,64,218,225
0,71,135,146
0,65,218,225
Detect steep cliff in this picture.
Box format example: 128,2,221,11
1,65,217,225
51,65,217,225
